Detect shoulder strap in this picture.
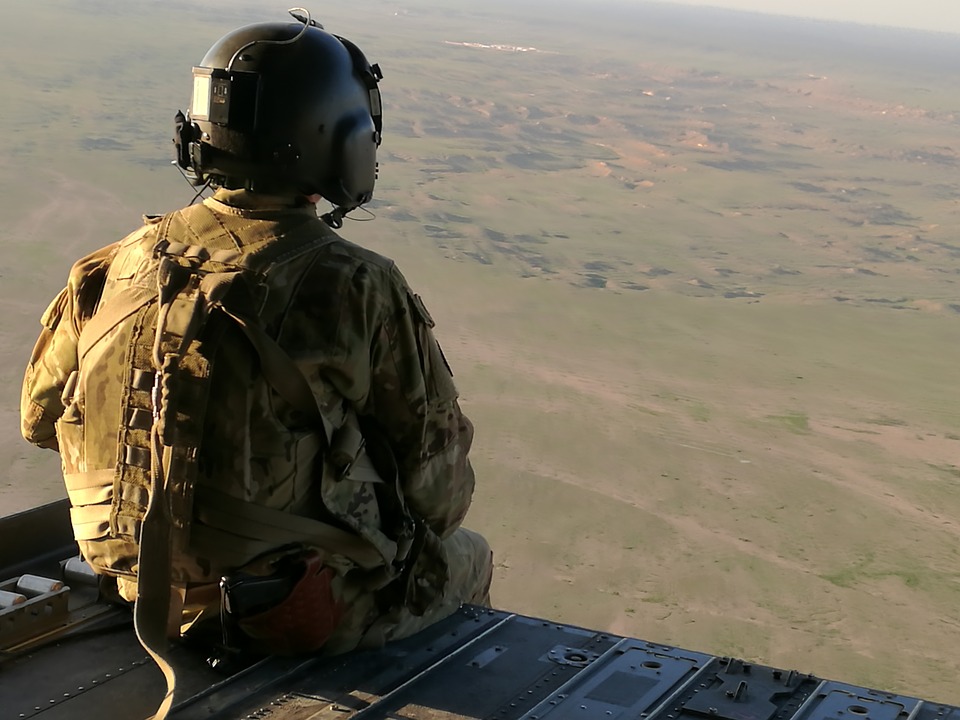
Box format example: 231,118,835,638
219,304,337,442
77,285,157,361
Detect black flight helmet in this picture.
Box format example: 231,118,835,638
174,10,383,213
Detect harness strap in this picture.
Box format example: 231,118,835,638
219,305,337,444
192,486,387,569
136,429,182,720
77,286,156,361
135,242,211,720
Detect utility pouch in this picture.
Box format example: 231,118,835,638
221,548,344,655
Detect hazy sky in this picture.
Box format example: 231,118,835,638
647,0,960,35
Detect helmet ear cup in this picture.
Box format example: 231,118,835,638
330,110,378,206
328,34,382,208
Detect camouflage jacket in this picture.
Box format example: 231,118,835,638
21,188,476,584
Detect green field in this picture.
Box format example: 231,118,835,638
1,0,959,703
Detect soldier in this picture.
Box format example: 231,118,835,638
19,11,492,663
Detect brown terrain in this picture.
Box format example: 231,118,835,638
1,0,959,704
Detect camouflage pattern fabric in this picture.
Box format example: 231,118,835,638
325,527,493,655
21,187,491,645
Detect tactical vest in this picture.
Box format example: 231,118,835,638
57,200,414,598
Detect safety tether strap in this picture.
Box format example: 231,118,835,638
135,253,204,720
135,451,180,720
129,207,368,720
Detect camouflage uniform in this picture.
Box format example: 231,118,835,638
21,188,492,651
